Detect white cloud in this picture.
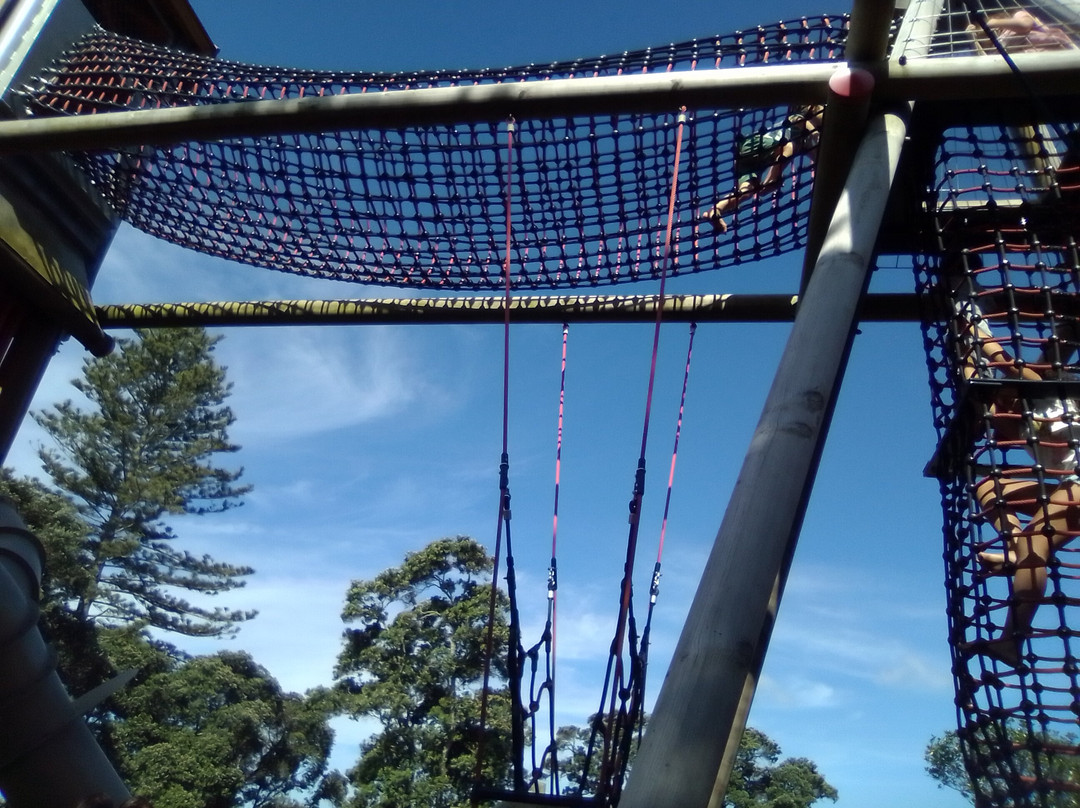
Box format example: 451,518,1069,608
757,673,839,708
221,326,427,443
767,566,954,695
171,571,351,694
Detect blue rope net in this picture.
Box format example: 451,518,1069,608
919,118,1080,806
15,16,848,290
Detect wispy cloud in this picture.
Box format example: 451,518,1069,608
758,673,839,708
768,562,953,694
222,326,428,443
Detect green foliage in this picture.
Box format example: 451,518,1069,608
334,536,512,808
552,720,834,808
105,644,342,808
0,330,340,807
925,730,973,800
552,715,643,797
925,727,1080,807
0,468,118,696
32,328,254,638
725,727,838,808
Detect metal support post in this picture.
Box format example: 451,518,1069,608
619,106,909,808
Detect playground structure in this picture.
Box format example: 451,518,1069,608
0,0,1078,806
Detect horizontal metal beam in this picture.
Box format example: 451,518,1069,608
0,63,836,153
95,292,924,328
0,52,1077,154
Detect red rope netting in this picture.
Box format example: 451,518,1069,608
920,117,1080,807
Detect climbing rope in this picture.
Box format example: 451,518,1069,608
612,322,698,806
584,109,687,805
475,117,520,795
535,322,569,794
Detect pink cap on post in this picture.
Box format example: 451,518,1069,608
828,66,875,101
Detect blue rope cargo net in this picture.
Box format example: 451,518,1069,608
919,116,1080,806
15,16,848,290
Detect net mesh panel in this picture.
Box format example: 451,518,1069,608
897,0,1080,59
15,16,849,290
920,117,1080,805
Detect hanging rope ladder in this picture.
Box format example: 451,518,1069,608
474,109,696,807
918,29,1080,797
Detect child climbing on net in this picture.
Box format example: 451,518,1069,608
701,104,824,234
967,9,1075,54
949,265,1080,666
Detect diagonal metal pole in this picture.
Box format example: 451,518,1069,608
619,103,910,808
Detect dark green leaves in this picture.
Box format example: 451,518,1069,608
334,537,512,808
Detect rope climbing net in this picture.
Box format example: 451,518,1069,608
895,0,1080,60
15,16,850,290
919,115,1080,805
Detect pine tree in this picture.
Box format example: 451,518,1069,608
33,328,255,637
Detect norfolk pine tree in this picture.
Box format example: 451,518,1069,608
1,329,344,807
0,330,343,806
33,327,254,638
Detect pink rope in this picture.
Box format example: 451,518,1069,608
549,323,568,672
637,107,687,460
501,118,516,456
656,322,697,562
598,110,688,795
616,107,688,652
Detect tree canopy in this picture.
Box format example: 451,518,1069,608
0,328,340,808
101,632,342,808
332,537,837,808
725,727,838,808
333,536,512,808
925,727,1080,807
554,719,835,808
33,328,254,638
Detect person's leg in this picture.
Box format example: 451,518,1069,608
981,529,1049,666
757,150,789,194
1037,477,1080,555
974,476,1041,547
703,177,758,233
966,12,1033,54
980,479,1080,664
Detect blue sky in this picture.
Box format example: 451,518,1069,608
6,2,971,806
